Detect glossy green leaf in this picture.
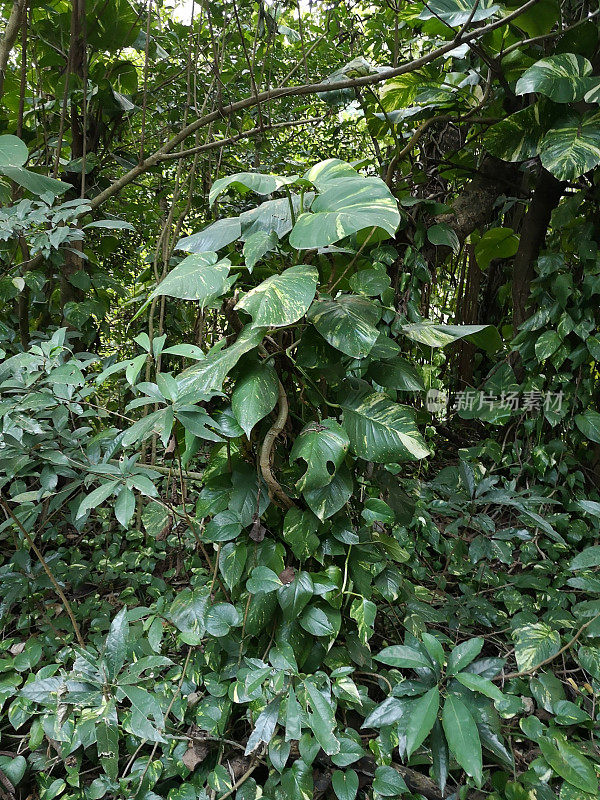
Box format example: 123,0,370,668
474,228,519,270
367,358,425,392
104,607,128,680
0,135,28,166
0,165,69,198
96,701,119,780
516,54,592,103
307,295,381,359
405,687,440,758
332,769,358,800
539,112,600,181
483,105,545,163
575,410,600,444
236,264,318,327
447,637,484,675
231,361,279,438
245,697,282,755
210,172,296,205
176,217,241,253
305,680,340,755
535,330,562,361
282,508,320,561
278,571,314,619
419,0,498,26
219,541,248,590
374,645,432,669
149,252,231,307
290,418,349,491
341,384,429,463
455,672,504,702
539,736,598,794
303,464,353,521
442,694,482,785
401,321,502,352
243,230,278,271
289,174,400,249
570,546,600,570
513,623,560,671
371,765,408,797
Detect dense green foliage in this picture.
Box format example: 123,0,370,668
1,1,600,799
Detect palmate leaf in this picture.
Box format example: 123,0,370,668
289,174,400,249
290,418,350,491
419,0,499,26
516,54,593,103
483,105,545,163
149,252,232,307
231,361,279,437
307,295,381,359
236,264,318,327
539,112,600,181
340,382,429,463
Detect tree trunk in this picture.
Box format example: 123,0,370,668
512,168,564,331
0,0,27,101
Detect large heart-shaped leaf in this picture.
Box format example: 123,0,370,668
340,383,429,463
539,112,600,181
367,359,425,392
231,362,279,438
236,264,318,327
303,158,360,189
401,321,502,352
308,295,381,359
150,252,231,307
575,409,600,443
0,134,28,166
513,622,560,671
419,0,499,26
516,54,593,103
210,171,297,205
176,218,241,253
483,105,545,163
289,175,400,249
240,195,308,240
290,418,350,491
178,324,267,395
0,165,69,198
303,464,353,520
